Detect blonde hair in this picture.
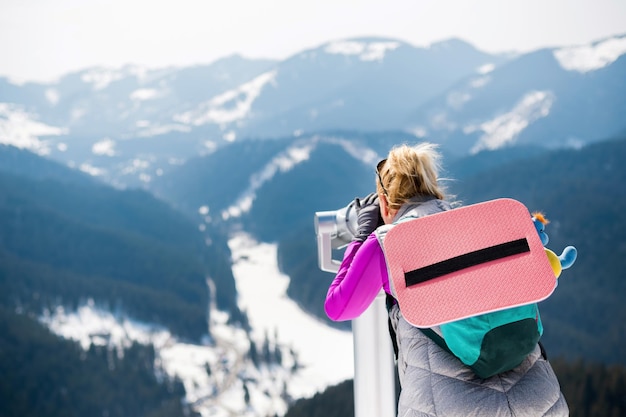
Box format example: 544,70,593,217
376,142,446,210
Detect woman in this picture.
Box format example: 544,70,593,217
324,142,568,417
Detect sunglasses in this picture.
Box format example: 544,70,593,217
376,159,389,196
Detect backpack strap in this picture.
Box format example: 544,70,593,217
539,340,548,360
385,293,400,360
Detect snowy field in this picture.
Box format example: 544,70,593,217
228,232,354,397
40,232,354,416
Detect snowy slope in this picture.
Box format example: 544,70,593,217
40,232,353,417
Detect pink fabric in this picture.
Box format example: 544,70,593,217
324,234,390,321
385,198,557,328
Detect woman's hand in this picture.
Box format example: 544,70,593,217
353,192,382,242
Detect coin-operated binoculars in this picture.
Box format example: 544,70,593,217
313,199,359,273
314,198,396,417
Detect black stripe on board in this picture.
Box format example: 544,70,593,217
404,238,530,287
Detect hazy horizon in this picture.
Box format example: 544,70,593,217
2,0,626,83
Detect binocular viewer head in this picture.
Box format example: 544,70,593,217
314,200,359,272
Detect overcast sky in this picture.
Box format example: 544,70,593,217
2,0,626,83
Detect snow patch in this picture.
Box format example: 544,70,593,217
81,69,125,91
121,158,151,175
174,70,277,126
45,88,60,106
79,163,106,176
554,36,626,73
40,300,170,353
471,90,554,153
325,40,400,61
477,63,495,74
134,123,191,138
81,65,150,90
223,131,236,142
221,139,315,220
92,138,116,156
328,136,380,165
0,103,67,155
130,88,161,101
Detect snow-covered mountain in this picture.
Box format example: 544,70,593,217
405,34,626,155
2,34,625,188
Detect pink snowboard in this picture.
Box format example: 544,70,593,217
383,198,556,328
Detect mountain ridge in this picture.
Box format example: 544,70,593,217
2,33,624,188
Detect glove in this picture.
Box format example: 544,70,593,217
353,192,383,242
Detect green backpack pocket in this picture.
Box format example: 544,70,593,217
422,303,543,379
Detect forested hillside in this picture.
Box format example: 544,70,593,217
0,306,196,417
0,146,244,339
0,146,245,416
0,171,204,340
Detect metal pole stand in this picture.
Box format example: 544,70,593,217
352,291,396,417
